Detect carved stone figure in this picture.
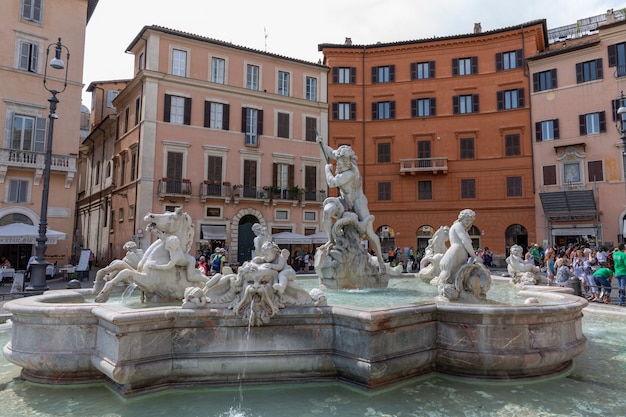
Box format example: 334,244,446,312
92,241,143,295
314,135,388,289
94,208,209,302
183,223,326,325
434,209,491,302
506,244,541,285
417,225,449,284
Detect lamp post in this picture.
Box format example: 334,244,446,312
27,38,70,292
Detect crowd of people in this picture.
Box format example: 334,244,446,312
536,242,626,305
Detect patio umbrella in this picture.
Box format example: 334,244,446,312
271,232,312,245
0,223,66,244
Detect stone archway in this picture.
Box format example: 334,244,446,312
416,225,434,253
505,224,529,257
230,208,266,265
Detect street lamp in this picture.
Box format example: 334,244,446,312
27,38,70,292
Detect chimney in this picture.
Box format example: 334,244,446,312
474,23,482,34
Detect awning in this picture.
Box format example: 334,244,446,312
551,228,596,236
200,224,227,240
308,231,329,244
271,232,312,245
0,223,66,244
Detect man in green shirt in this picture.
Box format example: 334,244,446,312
612,243,626,306
592,267,614,303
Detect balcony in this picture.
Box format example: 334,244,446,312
157,178,192,202
0,148,77,188
200,180,232,203
399,157,448,175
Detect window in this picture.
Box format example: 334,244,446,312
506,176,522,197
563,162,581,183
461,179,476,199
372,65,395,83
138,52,144,70
304,166,317,200
333,102,356,120
207,155,223,186
129,205,135,220
18,41,39,73
497,88,524,110
278,71,290,96
576,59,603,83
21,0,42,22
378,142,391,163
275,210,289,220
242,108,263,146
496,50,522,71
243,160,257,196
172,49,187,76
579,112,606,135
11,114,46,151
124,107,129,133
305,76,317,101
246,64,259,90
304,211,316,221
120,154,126,186
204,101,230,130
372,101,395,120
588,160,604,182
460,138,475,160
95,161,101,185
211,57,225,84
134,97,141,126
333,67,356,84
608,42,626,77
118,208,124,223
535,119,560,141
107,90,118,108
277,112,290,138
206,207,221,217
378,182,391,201
533,69,557,92
453,94,479,114
130,150,137,181
543,165,557,186
452,57,478,76
305,117,317,142
505,134,521,156
410,61,435,80
411,98,436,117
8,179,28,203
166,151,184,193
418,140,431,159
418,181,432,200
274,163,294,193
164,94,191,125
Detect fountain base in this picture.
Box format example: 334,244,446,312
3,287,587,397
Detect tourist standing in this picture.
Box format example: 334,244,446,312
592,267,614,303
612,243,626,306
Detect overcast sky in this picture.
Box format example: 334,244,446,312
82,0,623,104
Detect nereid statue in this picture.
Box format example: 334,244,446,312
433,209,491,302
506,244,541,285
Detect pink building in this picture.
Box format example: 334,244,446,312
529,10,626,248
87,26,328,265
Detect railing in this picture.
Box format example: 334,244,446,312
399,157,448,173
0,148,76,172
157,178,192,201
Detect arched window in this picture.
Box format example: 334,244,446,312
505,224,528,256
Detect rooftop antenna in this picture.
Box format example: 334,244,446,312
264,27,268,52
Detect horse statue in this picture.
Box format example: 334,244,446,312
94,208,209,303
417,225,449,284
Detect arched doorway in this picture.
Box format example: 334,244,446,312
237,214,259,264
468,225,481,250
505,224,529,256
0,213,35,270
376,225,395,260
416,225,433,254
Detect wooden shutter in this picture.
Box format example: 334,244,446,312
410,62,417,79
599,111,606,132
349,103,356,120
34,117,46,152
389,65,395,82
471,57,478,74
608,44,617,67
535,122,542,142
288,164,295,188
578,114,586,135
452,58,458,76
183,97,191,125
207,155,222,181
350,67,356,84
495,52,502,71
429,61,436,78
517,88,525,108
553,119,560,139
472,94,479,113
575,62,583,83
411,99,417,117
496,91,504,110
204,101,210,128
257,109,263,135
164,94,171,122
389,101,396,119
332,67,338,83
222,104,230,130
430,97,436,116
532,73,539,91
596,58,603,79
371,66,378,83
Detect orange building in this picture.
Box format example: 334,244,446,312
320,21,549,261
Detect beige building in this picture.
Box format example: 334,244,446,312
83,26,328,265
529,10,626,248
0,0,98,269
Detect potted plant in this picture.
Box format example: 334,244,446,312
289,185,303,200
268,185,281,199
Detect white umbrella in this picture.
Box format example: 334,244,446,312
0,223,66,244
308,231,329,244
271,232,312,245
